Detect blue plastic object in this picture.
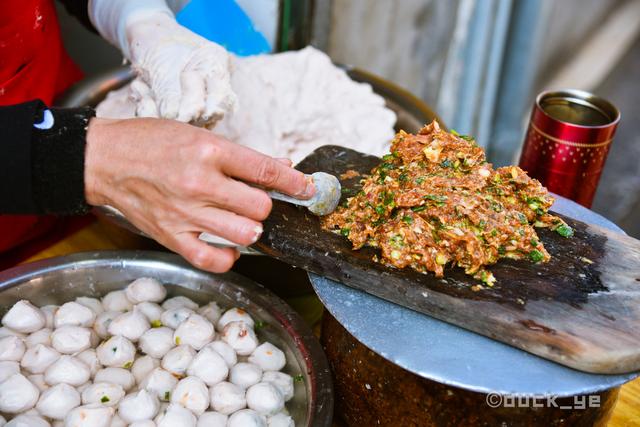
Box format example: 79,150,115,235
176,0,272,56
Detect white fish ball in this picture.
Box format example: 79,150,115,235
0,361,19,382
75,297,104,316
187,346,228,386
0,327,25,339
5,414,49,427
130,422,156,427
64,403,114,427
2,301,45,333
196,412,227,427
246,382,284,416
96,336,136,368
40,306,58,330
267,413,294,427
221,321,258,356
125,278,166,304
139,327,174,358
51,326,91,354
155,403,196,427
27,374,48,392
161,296,198,311
229,363,262,389
209,382,246,415
93,311,122,339
94,368,135,391
107,309,150,342
227,409,266,427
81,382,125,407
136,303,163,325
173,314,214,350
0,373,39,413
197,302,222,325
207,341,237,368
76,349,100,378
36,383,81,420
44,355,90,386
0,336,26,361
109,415,126,427
249,343,286,372
170,376,209,416
25,329,52,348
118,390,159,423
131,356,160,384
54,302,95,328
216,308,255,331
139,368,177,401
21,344,60,374
159,308,193,330
102,291,133,312
161,345,195,377
262,372,294,402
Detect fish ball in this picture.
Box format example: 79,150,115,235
0,361,19,382
267,413,294,427
209,382,246,415
197,302,222,325
54,302,95,328
25,329,52,348
93,311,122,339
155,403,196,427
2,301,45,333
249,342,286,372
131,356,160,384
0,336,26,361
246,382,284,416
187,346,228,386
136,303,163,325
64,404,114,427
5,415,49,427
139,327,174,358
197,412,227,427
160,308,193,330
40,306,58,330
139,368,177,401
36,383,81,420
229,363,262,389
170,376,209,416
51,326,92,354
75,297,104,316
262,371,294,402
96,336,136,368
227,409,266,427
161,296,198,311
118,390,159,423
44,355,90,386
126,278,166,304
21,344,60,374
81,382,125,407
102,291,133,312
161,345,195,377
107,309,150,342
221,321,258,356
207,341,237,368
0,373,39,413
216,308,255,331
173,314,214,350
94,368,135,391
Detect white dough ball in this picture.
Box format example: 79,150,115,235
107,309,150,342
249,342,286,372
139,368,177,401
64,403,114,427
25,329,52,348
197,302,222,325
229,363,262,389
227,409,266,427
27,374,48,392
155,403,196,427
262,371,294,402
0,373,39,413
221,321,258,356
76,349,100,378
81,382,125,407
44,355,90,386
21,344,60,374
130,422,156,427
161,345,195,377
139,327,174,358
187,346,228,386
5,414,49,427
109,415,126,427
216,308,255,331
118,390,159,423
196,412,227,427
0,361,19,382
267,413,294,427
0,327,26,339
246,382,284,416
131,356,160,384
2,301,46,333
209,382,246,415
94,368,135,391
161,296,198,311
75,297,104,316
102,291,133,312
0,335,26,361
125,278,167,304
93,311,122,339
173,314,214,350
159,308,193,330
136,303,163,325
171,376,209,416
51,326,91,354
207,341,237,368
96,336,136,368
54,302,95,328
40,306,58,330
36,383,81,420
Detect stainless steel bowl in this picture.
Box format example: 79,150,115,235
0,251,333,426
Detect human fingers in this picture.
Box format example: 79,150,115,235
204,176,273,221
204,72,236,123
172,232,240,273
177,69,206,123
129,79,159,118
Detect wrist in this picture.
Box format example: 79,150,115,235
85,117,113,207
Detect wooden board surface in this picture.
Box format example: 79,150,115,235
253,145,640,374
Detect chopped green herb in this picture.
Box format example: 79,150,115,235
254,320,268,331
529,249,544,263
294,374,304,382
402,215,413,224
340,228,350,237
398,173,408,183
123,361,132,369
423,194,448,206
411,205,427,213
150,320,162,328
415,176,426,185
101,396,110,403
490,229,498,237
517,212,528,225
164,391,171,400
498,245,506,255
530,239,538,247
382,154,395,161
555,224,574,238
375,205,385,215
440,159,453,169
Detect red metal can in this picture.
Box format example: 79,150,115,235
518,89,620,208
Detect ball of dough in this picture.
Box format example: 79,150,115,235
82,382,125,407
5,414,50,427
197,412,227,427
131,355,160,384
107,309,150,342
44,355,90,386
216,308,255,331
160,308,194,330
227,409,266,427
248,342,286,372
2,301,46,333
118,390,160,423
155,403,196,427
229,363,262,389
21,344,60,374
139,327,174,358
0,373,39,413
126,278,167,304
27,374,48,392
102,291,133,312
161,296,198,311
173,314,214,350
64,403,114,427
136,303,163,325
0,361,19,382
96,336,136,368
209,382,246,415
25,328,52,348
246,382,284,416
75,297,105,316
139,368,177,401
187,346,228,386
0,335,26,361
221,321,258,356
51,326,92,354
94,367,135,391
262,371,294,402
170,376,209,416
93,311,122,339
54,302,96,328
161,345,195,377
40,305,58,330
197,302,222,325
36,383,81,420
207,341,237,368
267,413,294,427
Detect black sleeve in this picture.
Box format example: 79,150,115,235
57,0,97,34
0,100,95,215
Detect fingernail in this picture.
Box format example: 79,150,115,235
276,158,293,166
251,225,263,244
302,176,316,198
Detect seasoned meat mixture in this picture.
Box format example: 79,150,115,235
322,121,573,285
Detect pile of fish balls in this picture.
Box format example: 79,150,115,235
0,278,298,426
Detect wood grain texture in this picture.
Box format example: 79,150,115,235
253,146,640,374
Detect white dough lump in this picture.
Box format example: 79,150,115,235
36,383,80,420
2,301,45,333
125,278,167,304
0,373,40,413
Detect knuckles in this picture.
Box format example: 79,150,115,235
254,158,282,188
